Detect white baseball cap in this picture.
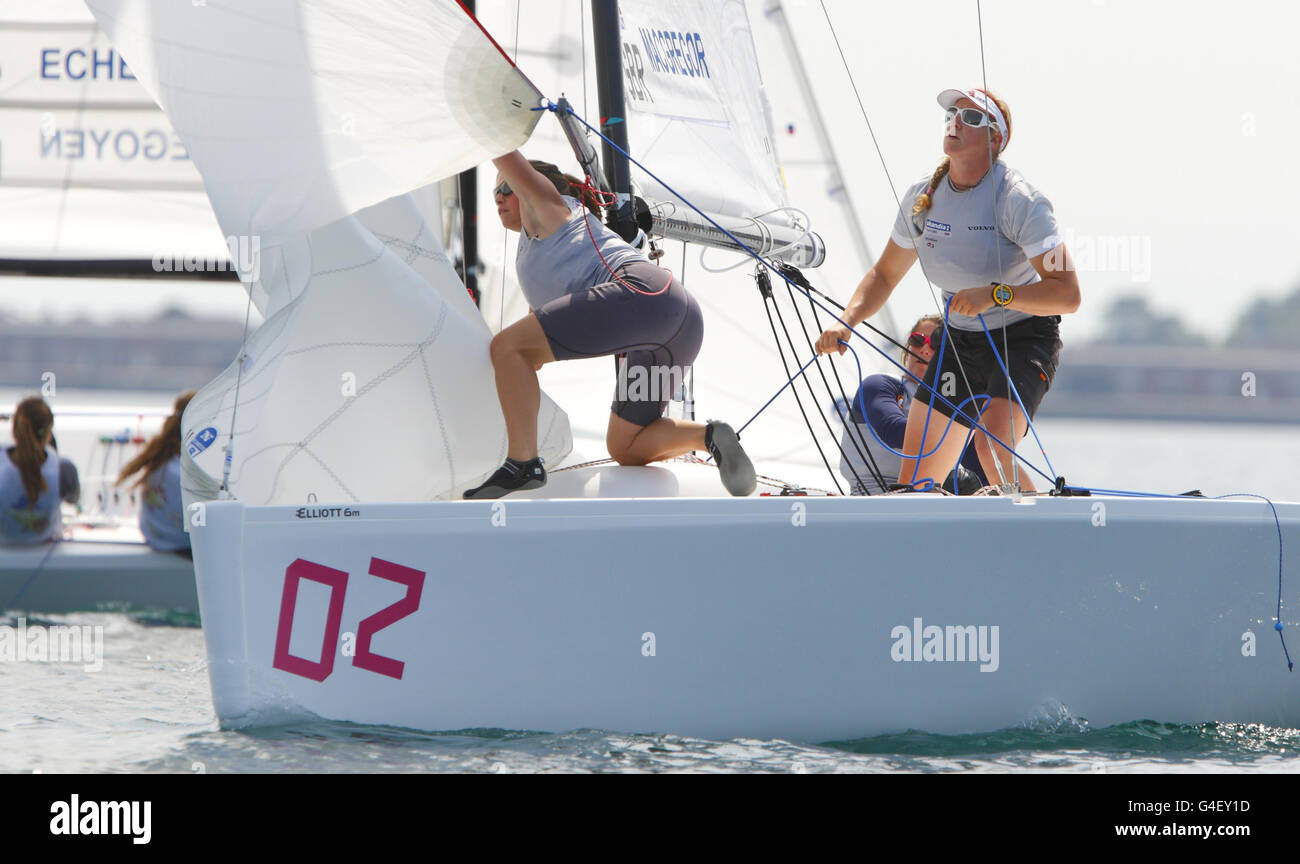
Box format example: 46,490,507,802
937,88,1009,152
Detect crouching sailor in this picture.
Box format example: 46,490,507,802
463,151,755,499
0,397,65,544
835,314,986,494
116,390,194,554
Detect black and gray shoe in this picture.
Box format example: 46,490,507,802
463,457,546,499
705,420,756,497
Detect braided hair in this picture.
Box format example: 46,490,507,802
911,88,1013,223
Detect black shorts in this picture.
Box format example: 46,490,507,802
913,315,1062,428
533,259,704,427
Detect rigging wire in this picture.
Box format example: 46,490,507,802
815,0,992,489
498,0,523,335
975,0,1019,491
777,267,887,492
802,291,890,492
757,291,844,494
221,229,259,497
538,99,1056,489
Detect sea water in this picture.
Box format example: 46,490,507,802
2,417,1298,773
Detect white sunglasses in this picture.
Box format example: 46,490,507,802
944,105,1000,130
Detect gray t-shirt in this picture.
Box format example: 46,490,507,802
515,195,647,310
891,161,1062,331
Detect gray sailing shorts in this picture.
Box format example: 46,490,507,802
534,259,704,427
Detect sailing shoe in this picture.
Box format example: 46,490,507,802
463,457,546,499
705,420,756,497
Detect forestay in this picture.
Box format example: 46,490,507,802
85,0,573,505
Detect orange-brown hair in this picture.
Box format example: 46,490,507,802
116,390,196,490
529,159,603,217
912,88,1012,221
10,396,53,508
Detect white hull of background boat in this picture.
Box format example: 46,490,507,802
190,464,1300,741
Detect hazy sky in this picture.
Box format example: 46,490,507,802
2,0,1297,344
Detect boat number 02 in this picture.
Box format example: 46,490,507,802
272,557,425,683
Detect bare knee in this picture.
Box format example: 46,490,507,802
489,331,520,367
608,431,652,466
609,444,650,466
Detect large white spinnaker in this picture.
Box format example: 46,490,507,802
86,0,572,504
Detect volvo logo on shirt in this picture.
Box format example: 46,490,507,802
924,218,951,237
968,225,995,231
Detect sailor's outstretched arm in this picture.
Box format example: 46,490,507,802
491,150,570,236
815,239,918,355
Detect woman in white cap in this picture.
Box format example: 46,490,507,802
816,87,1079,491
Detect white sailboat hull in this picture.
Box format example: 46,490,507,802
191,467,1300,741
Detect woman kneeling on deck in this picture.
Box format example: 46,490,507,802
817,88,1079,491
464,151,755,500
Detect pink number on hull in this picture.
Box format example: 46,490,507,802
273,558,349,682
352,557,426,680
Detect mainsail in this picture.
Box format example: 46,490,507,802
85,0,573,505
616,0,822,266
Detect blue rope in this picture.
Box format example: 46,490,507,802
975,311,1058,480
1214,492,1291,671
1052,482,1291,672
909,301,951,484
534,99,1293,672
736,353,820,436
533,101,1056,487
842,338,989,465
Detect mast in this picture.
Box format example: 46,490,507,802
590,0,640,243
763,0,897,333
456,0,480,303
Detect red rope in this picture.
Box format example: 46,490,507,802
577,176,670,297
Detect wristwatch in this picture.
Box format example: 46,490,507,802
991,283,1014,307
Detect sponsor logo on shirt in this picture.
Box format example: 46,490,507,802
968,224,995,231
924,218,951,237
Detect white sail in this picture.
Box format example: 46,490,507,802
617,0,793,228
85,0,573,504
0,0,222,260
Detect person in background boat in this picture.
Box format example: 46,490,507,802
464,151,756,499
0,396,68,544
115,390,196,554
816,87,1079,492
834,314,986,495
